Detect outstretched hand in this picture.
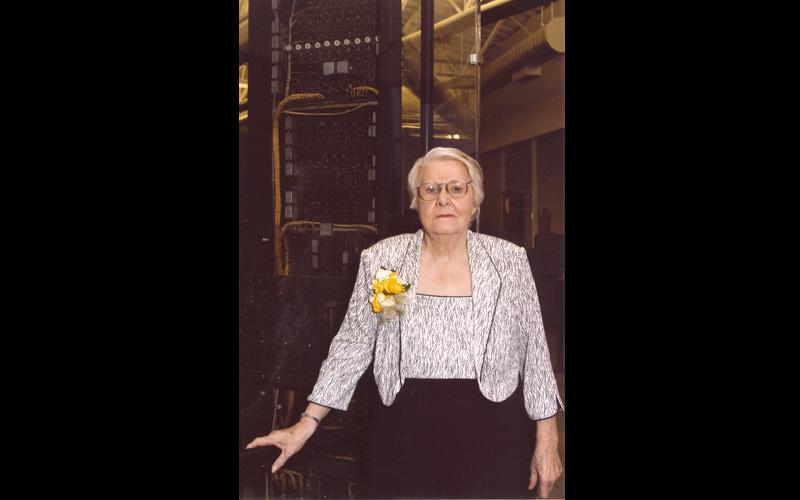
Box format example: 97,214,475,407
245,420,316,473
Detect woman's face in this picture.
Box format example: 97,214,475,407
416,159,476,237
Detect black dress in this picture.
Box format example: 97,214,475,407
369,378,537,499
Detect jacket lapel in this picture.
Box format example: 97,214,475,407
394,229,423,383
396,229,423,318
467,230,502,379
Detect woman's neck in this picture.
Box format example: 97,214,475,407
422,231,468,260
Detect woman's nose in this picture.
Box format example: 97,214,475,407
436,188,450,205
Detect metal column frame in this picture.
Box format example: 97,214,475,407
244,0,275,275
474,0,482,232
377,0,403,237
420,0,434,156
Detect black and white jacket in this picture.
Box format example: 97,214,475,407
308,229,564,420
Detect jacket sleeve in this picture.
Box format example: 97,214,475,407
307,249,379,410
515,246,565,420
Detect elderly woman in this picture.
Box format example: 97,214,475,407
247,147,564,498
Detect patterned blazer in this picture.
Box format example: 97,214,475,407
308,229,564,420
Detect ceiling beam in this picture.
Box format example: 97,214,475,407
446,0,463,13
480,19,505,57
510,15,533,35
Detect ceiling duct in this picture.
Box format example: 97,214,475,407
481,16,564,91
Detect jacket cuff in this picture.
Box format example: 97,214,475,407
306,390,349,412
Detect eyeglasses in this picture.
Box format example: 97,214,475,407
416,180,473,201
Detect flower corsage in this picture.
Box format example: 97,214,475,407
369,268,411,322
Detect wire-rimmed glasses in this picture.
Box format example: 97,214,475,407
416,180,473,201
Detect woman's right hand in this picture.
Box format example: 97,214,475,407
245,418,317,473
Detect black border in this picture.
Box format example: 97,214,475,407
71,2,241,497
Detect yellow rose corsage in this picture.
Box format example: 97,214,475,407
369,268,410,321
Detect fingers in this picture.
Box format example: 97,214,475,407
538,478,553,498
245,432,280,449
528,467,538,491
271,449,291,473
245,437,265,449
530,463,561,497
245,431,297,474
